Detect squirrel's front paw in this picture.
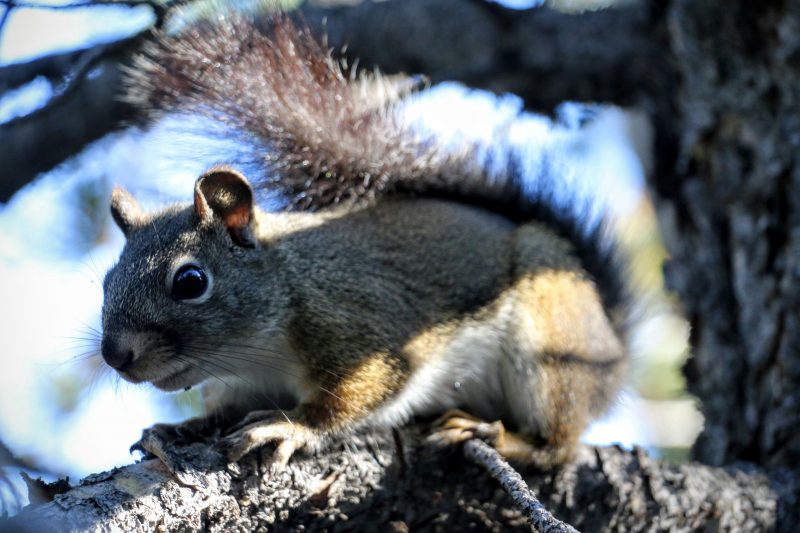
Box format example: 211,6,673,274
131,416,213,461
220,410,316,475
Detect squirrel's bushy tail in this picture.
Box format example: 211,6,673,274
125,14,457,207
124,12,633,327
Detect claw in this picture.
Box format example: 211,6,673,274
428,410,563,467
129,426,172,464
260,439,301,476
220,431,257,462
129,417,212,463
129,440,147,456
428,409,503,447
221,410,315,475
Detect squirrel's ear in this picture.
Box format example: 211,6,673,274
110,187,143,237
194,167,257,248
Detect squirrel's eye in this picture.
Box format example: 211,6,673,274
171,264,208,300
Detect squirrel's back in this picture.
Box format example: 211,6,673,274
125,13,627,316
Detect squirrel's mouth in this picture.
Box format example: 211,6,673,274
151,364,200,391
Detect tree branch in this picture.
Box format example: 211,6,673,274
1,46,95,93
0,0,161,8
0,3,13,35
464,439,579,533
8,424,790,531
0,30,149,202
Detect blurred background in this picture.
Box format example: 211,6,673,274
0,0,699,512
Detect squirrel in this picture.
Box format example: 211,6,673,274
101,13,632,474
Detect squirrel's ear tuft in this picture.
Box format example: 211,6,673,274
194,167,257,248
110,187,143,237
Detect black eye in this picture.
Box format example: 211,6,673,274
172,264,208,300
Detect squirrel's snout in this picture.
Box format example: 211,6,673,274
101,336,134,370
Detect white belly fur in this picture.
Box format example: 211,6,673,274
372,297,516,427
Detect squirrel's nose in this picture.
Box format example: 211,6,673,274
101,336,134,370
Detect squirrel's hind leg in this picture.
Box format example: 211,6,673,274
494,259,628,469
427,409,502,446
427,409,571,468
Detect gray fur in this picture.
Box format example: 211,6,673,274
103,13,634,468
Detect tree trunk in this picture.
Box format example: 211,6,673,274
653,0,800,470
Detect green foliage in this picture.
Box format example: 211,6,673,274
617,197,692,402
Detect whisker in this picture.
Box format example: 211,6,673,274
316,385,369,417
181,350,293,401
172,354,237,392
182,340,351,379
75,320,103,337
76,266,103,294
46,343,99,357
180,349,279,396
66,350,102,362
188,336,305,361
57,336,103,345
182,348,369,419
180,351,292,425
150,219,164,248
88,255,107,284
181,344,320,381
87,364,104,393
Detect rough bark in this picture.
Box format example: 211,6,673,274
8,425,791,532
653,0,800,470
